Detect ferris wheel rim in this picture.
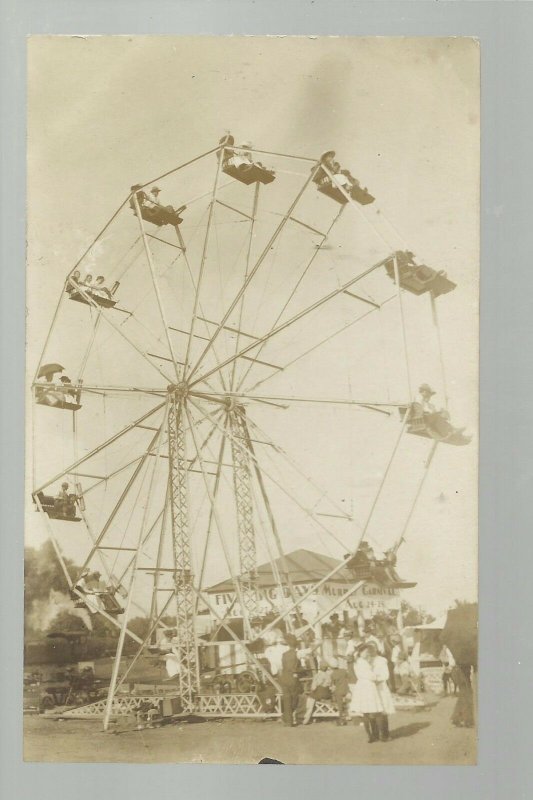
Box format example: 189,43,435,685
30,137,464,725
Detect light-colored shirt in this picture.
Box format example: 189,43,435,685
364,634,385,654
371,655,390,683
391,644,402,664
417,393,437,413
311,670,332,691
264,642,288,676
439,645,456,667
394,660,411,678
345,639,362,659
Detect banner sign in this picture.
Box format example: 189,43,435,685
209,580,401,619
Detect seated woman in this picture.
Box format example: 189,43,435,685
394,654,418,695
229,140,254,169
58,376,80,403
66,270,82,295
130,183,186,226
302,662,332,724
73,570,104,614
220,134,275,183
90,276,112,299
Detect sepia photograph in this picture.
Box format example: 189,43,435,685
25,35,479,765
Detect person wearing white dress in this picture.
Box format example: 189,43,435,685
350,642,395,742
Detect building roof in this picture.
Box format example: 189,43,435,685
206,548,353,594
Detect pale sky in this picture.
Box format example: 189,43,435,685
26,36,479,617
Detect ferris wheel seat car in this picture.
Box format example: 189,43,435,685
399,404,471,446
98,593,124,615
222,162,276,185
384,256,456,297
137,204,186,227
313,154,375,205
33,491,82,521
35,391,82,411
129,188,186,227
68,289,117,309
316,180,375,206
35,392,82,412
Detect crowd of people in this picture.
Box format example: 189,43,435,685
264,631,396,741
248,611,430,741
248,609,475,737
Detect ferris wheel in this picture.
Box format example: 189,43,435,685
30,135,469,727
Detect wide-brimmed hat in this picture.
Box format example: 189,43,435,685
419,383,436,395
320,150,336,162
151,186,162,195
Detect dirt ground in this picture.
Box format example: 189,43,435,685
23,695,475,765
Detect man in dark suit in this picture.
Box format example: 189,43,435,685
279,634,302,727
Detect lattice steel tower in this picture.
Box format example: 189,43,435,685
168,388,199,709
230,405,259,637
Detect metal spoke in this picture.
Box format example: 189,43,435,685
184,404,251,638
174,224,228,393
65,279,174,383
33,400,166,495
133,194,181,381
230,181,260,390
245,414,353,523
196,391,405,409
182,153,225,377
187,162,321,381
188,398,348,551
235,205,344,392
103,407,167,730
245,294,397,395
189,254,393,388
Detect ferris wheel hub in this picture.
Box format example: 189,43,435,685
223,395,243,411
167,381,189,399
